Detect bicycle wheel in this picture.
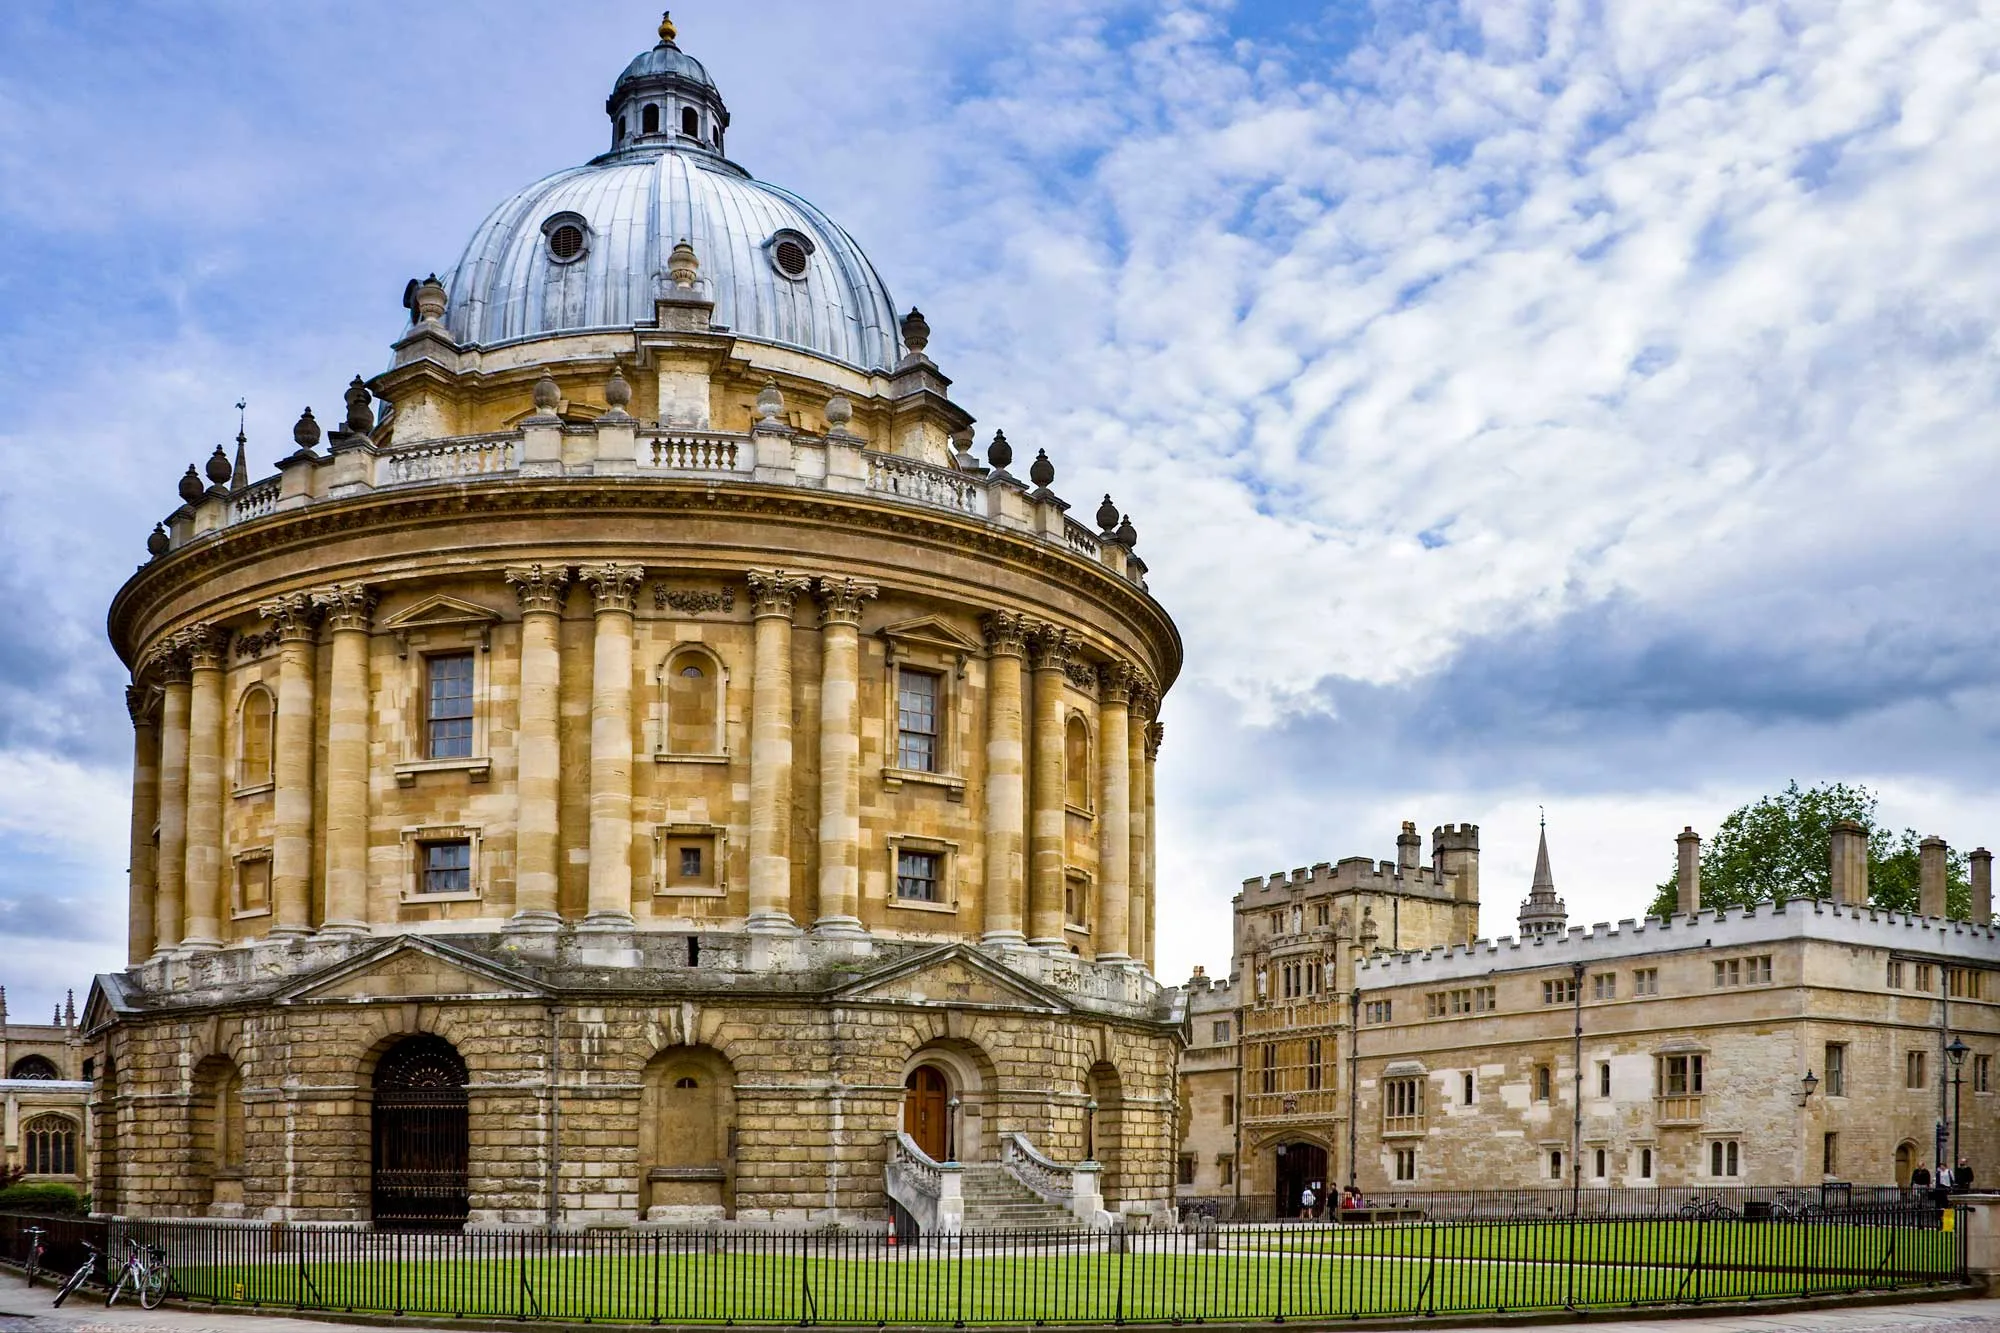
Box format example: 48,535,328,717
52,1259,93,1308
140,1262,170,1309
23,1248,41,1288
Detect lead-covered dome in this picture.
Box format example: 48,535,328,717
437,15,903,372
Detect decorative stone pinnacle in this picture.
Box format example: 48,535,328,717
1029,448,1055,490
343,376,374,435
824,394,854,435
1095,494,1119,532
987,430,1013,472
1114,514,1137,550
291,407,321,455
602,365,634,418
146,523,170,558
531,375,561,415
755,379,785,424
901,307,931,355
205,444,233,487
407,274,448,324
668,238,700,289
177,464,204,505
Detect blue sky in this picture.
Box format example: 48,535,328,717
4,0,2000,1016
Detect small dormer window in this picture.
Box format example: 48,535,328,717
642,104,660,135
681,107,700,136
542,212,589,265
766,228,815,281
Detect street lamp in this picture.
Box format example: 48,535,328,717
946,1096,961,1164
1947,1037,1969,1184
1797,1071,1819,1107
1085,1098,1099,1163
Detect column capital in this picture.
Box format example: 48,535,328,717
1145,719,1164,761
1129,676,1159,719
746,569,812,619
506,563,574,615
258,593,322,644
813,575,879,627
125,683,158,726
145,642,192,687
1097,659,1135,704
175,622,229,671
313,582,378,633
579,562,646,614
1027,622,1078,673
981,610,1031,659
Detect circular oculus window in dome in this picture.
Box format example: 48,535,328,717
766,229,816,281
541,212,590,265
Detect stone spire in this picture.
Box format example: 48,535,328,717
1517,812,1568,939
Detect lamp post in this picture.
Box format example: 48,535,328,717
1947,1037,1969,1183
946,1096,961,1165
1085,1098,1098,1163
1797,1071,1819,1107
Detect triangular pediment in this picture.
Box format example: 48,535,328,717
280,938,546,1005
878,616,982,654
380,594,504,631
80,975,131,1034
833,944,1070,1014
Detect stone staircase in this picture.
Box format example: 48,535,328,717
956,1162,1083,1232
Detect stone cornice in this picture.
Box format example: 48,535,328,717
109,479,1181,685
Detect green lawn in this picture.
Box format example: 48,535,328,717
160,1221,1962,1326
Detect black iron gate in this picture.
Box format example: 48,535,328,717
371,1034,469,1230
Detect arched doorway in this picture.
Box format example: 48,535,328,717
903,1066,950,1160
1085,1062,1127,1202
371,1034,469,1230
1275,1141,1328,1218
1895,1141,1917,1189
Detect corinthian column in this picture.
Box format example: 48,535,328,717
746,570,810,934
1027,623,1076,949
1095,661,1134,964
812,576,878,938
1142,717,1163,971
979,612,1029,948
580,563,645,929
1127,683,1153,969
152,650,191,955
314,584,376,934
260,595,320,937
506,565,570,933
125,685,159,964
179,624,229,952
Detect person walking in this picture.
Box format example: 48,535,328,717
1953,1160,1975,1194
1299,1183,1317,1221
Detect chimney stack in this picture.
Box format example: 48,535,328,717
1919,836,1949,919
1676,827,1702,916
1829,820,1869,908
1973,848,1993,925
1396,821,1421,873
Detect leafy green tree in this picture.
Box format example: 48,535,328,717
1647,781,1969,918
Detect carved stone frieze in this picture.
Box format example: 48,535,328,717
312,583,378,633
233,627,281,660
1063,660,1099,693
745,569,811,618
980,609,1030,659
813,575,879,627
653,584,735,615
506,564,573,615
579,563,647,614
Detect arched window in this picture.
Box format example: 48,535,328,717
615,114,626,143
642,104,660,135
1064,715,1091,810
238,686,274,787
681,106,699,137
9,1055,60,1080
23,1115,75,1175
663,648,723,756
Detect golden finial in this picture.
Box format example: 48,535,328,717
658,11,677,43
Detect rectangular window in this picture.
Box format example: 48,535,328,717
420,839,471,894
1746,955,1772,984
1306,1039,1324,1091
236,857,270,913
1915,963,1935,992
896,850,942,902
1212,1020,1231,1044
1222,1094,1235,1126
1948,967,1982,1000
1393,1148,1417,1181
1823,1131,1839,1177
1640,1146,1654,1179
1887,959,1905,989
1977,1054,1992,1094
895,668,940,772
1314,902,1331,927
1825,1043,1846,1097
1906,1050,1927,1089
679,845,703,879
1712,958,1741,988
1177,1154,1196,1186
1633,968,1659,996
1219,1155,1235,1186
1710,1140,1740,1177
1426,992,1446,1018
1549,1150,1564,1180
1594,1147,1607,1179
1364,999,1392,1024
1261,1044,1277,1095
1384,1077,1423,1128
1461,1071,1474,1105
1535,1064,1552,1102
1543,977,1578,1005
1597,1061,1611,1098
1064,874,1088,928
425,652,475,759
1592,972,1616,1000
1270,911,1284,934
1660,1053,1704,1096
1476,986,1497,1013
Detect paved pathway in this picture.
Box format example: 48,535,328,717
1,1273,1997,1333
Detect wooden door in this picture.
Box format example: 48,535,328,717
903,1066,949,1160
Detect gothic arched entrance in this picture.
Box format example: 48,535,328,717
1275,1141,1328,1218
1894,1141,1917,1189
903,1065,950,1160
371,1034,469,1229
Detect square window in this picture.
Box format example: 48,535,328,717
1212,1020,1231,1044
1633,968,1659,996
421,839,471,894
1592,972,1616,1000
680,846,703,879
1063,874,1089,928
897,849,941,902
1887,959,1905,989
1219,1155,1235,1186
426,653,475,760
896,669,939,772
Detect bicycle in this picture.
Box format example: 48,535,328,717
19,1225,46,1287
106,1237,171,1309
1679,1196,1737,1220
1771,1190,1822,1222
51,1241,98,1308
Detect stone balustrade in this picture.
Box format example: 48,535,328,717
885,1131,964,1236
1001,1131,1109,1229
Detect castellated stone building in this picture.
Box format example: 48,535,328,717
1180,820,1998,1216
86,17,1181,1231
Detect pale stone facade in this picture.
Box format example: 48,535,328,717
1,991,91,1189
88,18,1181,1228
1180,822,1999,1215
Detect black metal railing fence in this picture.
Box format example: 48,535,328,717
1181,1182,1915,1223
0,1200,1967,1326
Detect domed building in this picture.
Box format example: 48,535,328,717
89,15,1180,1231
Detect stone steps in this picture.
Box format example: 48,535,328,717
954,1165,1083,1233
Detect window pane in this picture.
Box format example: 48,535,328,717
427,653,475,759
896,849,940,901
896,670,939,772
422,840,472,894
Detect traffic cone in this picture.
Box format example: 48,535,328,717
887,1217,898,1247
